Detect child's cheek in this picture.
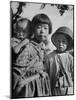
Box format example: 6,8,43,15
64,44,67,50
36,29,40,34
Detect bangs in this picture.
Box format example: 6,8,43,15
32,13,52,33
32,14,50,26
37,17,50,25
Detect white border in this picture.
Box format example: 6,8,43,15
0,0,76,100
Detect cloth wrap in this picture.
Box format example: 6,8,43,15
12,40,51,98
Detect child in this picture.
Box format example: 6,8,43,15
11,18,32,63
31,13,52,54
46,26,74,96
11,18,32,98
29,13,52,97
11,14,52,98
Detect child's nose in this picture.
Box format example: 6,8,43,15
20,32,24,36
19,32,24,38
20,32,23,35
40,27,45,33
59,42,63,46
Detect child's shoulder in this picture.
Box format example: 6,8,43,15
59,52,73,61
47,50,57,58
29,40,41,50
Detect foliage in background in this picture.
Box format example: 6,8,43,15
11,2,73,27
40,4,73,16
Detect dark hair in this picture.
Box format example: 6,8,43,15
14,18,32,38
31,13,52,34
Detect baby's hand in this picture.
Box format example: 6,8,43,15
11,37,20,44
12,39,29,54
21,39,29,47
11,38,20,47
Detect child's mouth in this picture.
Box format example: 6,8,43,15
39,35,46,39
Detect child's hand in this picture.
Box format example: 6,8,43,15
13,39,29,54
11,37,20,47
39,71,48,78
16,78,26,93
21,39,29,47
12,38,20,43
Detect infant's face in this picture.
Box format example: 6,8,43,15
16,31,28,40
16,21,29,40
55,34,68,52
34,23,49,43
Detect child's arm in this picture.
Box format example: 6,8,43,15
13,39,29,54
11,37,20,47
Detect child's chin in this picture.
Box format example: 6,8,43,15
58,49,65,53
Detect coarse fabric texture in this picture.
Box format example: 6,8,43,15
11,39,51,98
46,50,73,96
12,68,51,98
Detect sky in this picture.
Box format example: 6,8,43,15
11,1,73,51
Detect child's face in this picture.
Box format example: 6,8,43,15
34,23,49,43
55,34,68,52
16,28,28,40
16,21,29,40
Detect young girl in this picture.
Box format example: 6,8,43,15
31,13,52,54
46,26,74,96
11,14,52,98
29,13,52,97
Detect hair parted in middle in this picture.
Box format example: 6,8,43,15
31,13,52,34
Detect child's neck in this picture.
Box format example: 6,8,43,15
32,38,42,44
56,49,66,54
33,37,48,46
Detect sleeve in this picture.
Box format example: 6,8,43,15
68,54,74,82
11,38,19,63
11,38,19,48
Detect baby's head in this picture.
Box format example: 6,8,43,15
14,18,32,40
32,13,52,43
51,26,73,53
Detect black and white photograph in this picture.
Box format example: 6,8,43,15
10,1,74,99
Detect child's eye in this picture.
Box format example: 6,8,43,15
57,40,60,42
23,30,26,33
62,40,66,43
37,26,41,29
44,27,48,29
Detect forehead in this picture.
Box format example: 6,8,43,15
36,23,49,27
18,20,28,29
56,34,67,40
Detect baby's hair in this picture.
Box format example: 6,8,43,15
14,18,32,38
32,13,52,34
